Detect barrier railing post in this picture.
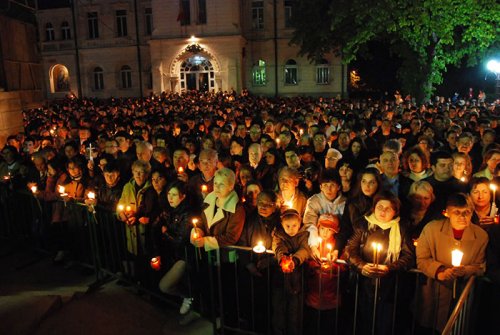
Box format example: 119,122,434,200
371,277,380,335
391,273,399,335
353,272,360,335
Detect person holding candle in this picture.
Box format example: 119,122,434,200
152,180,198,325
238,190,280,332
276,167,307,217
186,148,218,211
451,152,473,183
346,191,415,335
469,177,498,229
272,208,311,335
304,169,346,260
190,167,245,251
338,167,382,257
304,213,345,335
416,193,488,333
117,160,152,280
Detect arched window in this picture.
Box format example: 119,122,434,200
61,21,71,40
316,59,330,84
45,23,55,41
284,59,297,85
93,67,104,90
120,65,132,89
252,59,266,86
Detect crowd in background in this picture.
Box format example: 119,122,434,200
1,90,500,334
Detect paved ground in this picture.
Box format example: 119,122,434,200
0,238,213,335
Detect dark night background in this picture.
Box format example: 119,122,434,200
350,42,497,100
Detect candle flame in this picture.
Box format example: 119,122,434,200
451,249,464,267
125,205,132,212
87,191,95,200
178,167,184,173
192,218,199,226
253,240,266,254
460,176,466,182
490,183,497,192
117,204,124,211
284,200,293,208
327,243,333,251
201,184,208,192
299,129,304,136
31,185,37,193
58,185,65,194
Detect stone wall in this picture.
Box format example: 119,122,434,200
0,91,43,148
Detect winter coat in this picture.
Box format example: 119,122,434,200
117,178,152,255
416,219,488,331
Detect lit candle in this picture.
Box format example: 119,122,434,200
178,166,184,174
318,237,323,258
201,184,208,193
192,218,199,238
253,240,266,254
31,185,38,194
490,183,497,205
150,257,161,271
460,176,466,182
88,143,93,162
299,129,304,136
326,243,333,261
283,199,293,209
125,205,132,213
87,191,96,200
58,185,65,194
117,204,124,212
276,138,280,147
372,242,377,265
451,249,464,267
376,243,382,267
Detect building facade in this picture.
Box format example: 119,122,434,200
37,0,346,99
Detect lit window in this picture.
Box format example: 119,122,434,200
252,60,266,86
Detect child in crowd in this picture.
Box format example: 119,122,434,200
305,213,344,335
272,208,310,335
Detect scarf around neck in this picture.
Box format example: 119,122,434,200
365,213,402,263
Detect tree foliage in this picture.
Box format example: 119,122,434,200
290,0,500,101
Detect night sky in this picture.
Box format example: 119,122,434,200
350,42,497,100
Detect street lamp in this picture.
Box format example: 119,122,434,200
486,59,500,99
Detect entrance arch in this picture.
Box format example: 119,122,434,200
49,64,70,93
180,56,214,92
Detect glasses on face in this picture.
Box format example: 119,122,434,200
376,205,395,213
449,209,472,217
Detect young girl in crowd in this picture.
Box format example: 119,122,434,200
272,208,310,335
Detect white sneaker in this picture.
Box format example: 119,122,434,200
179,297,193,315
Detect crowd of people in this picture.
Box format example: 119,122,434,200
1,90,499,334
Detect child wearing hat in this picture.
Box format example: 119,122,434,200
304,213,345,335
272,208,310,335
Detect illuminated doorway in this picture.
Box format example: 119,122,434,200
180,56,214,92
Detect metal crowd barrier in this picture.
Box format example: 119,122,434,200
0,183,483,335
